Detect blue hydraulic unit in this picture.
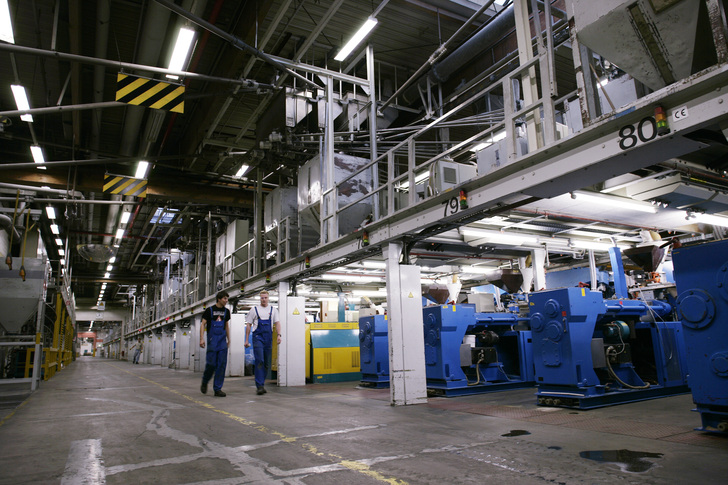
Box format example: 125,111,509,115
423,304,534,397
358,314,390,388
672,240,728,434
528,287,689,409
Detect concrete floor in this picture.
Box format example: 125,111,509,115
0,357,726,484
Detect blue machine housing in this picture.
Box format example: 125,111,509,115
673,240,728,434
359,315,390,388
528,287,689,409
423,304,534,396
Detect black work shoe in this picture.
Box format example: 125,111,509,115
262,387,267,394
201,381,208,394
256,388,264,395
214,390,226,397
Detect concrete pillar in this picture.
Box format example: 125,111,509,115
384,242,428,406
278,285,306,387
227,314,246,376
176,322,191,369
531,248,547,291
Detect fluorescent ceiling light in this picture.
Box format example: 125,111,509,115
398,171,430,190
335,18,378,61
0,0,14,44
58,249,65,256
135,161,149,179
321,274,381,283
45,206,56,219
11,85,32,122
106,264,113,271
30,145,45,165
351,289,388,297
460,227,539,245
690,213,728,228
109,257,116,264
361,261,387,269
470,131,507,152
166,27,196,79
60,258,66,266
50,224,60,235
571,191,657,213
55,238,63,246
570,240,629,251
460,265,494,275
120,212,131,224
235,164,250,178
104,272,110,278
115,228,125,240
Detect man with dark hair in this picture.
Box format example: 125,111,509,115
200,290,231,397
245,290,281,395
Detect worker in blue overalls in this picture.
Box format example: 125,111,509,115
200,290,231,397
245,289,281,395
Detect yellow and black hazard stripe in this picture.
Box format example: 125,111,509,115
103,174,147,198
115,73,184,113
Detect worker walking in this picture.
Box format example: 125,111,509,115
200,290,231,397
131,338,143,364
245,290,281,395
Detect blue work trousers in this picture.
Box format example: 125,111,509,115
202,348,228,391
253,342,272,388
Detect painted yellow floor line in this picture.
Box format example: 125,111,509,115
0,396,31,428
110,364,407,484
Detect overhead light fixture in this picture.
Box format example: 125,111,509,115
45,206,56,219
321,274,381,283
106,264,113,271
335,17,378,61
361,261,387,269
470,131,507,152
115,228,125,240
50,224,60,235
109,256,116,264
58,249,65,256
135,161,149,179
11,85,32,122
397,170,430,190
690,212,728,228
0,0,14,44
120,211,131,224
235,164,250,178
571,240,630,251
55,238,63,246
104,272,111,278
460,265,494,275
571,191,657,213
166,27,196,80
60,258,66,266
460,227,539,246
30,145,45,169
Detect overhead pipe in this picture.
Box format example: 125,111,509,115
0,44,260,86
153,0,319,89
0,214,22,242
382,1,566,110
0,182,84,199
379,0,501,113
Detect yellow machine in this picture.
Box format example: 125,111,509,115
306,322,361,383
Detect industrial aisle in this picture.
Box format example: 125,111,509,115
0,357,725,484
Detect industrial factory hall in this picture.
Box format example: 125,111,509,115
1,0,727,483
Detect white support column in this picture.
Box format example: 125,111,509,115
384,242,428,406
176,322,190,369
277,290,306,387
531,248,547,291
227,314,246,376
